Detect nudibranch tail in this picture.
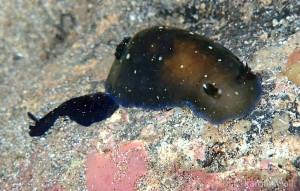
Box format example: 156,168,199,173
28,92,118,137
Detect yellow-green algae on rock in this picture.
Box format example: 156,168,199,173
286,64,300,86
285,49,300,86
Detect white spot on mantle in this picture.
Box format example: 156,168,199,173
218,89,222,95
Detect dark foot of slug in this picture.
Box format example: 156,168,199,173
28,92,119,137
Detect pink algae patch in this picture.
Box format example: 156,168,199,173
85,141,148,191
192,139,206,161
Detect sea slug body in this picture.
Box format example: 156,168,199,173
106,26,262,124
27,26,262,136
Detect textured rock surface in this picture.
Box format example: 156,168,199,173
1,0,300,190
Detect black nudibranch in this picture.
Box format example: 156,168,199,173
28,26,262,136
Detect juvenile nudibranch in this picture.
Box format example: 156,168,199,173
106,26,262,124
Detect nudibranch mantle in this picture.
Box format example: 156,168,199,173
106,26,262,124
